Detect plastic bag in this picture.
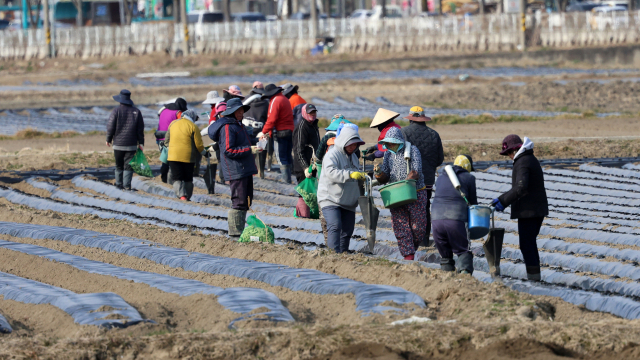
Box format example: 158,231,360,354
239,215,275,244
159,146,168,164
295,174,319,219
256,138,268,151
129,149,153,177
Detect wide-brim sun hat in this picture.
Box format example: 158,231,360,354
262,84,283,98
113,89,134,106
223,85,245,99
282,84,299,97
221,98,250,116
202,90,225,105
404,106,431,122
370,108,400,128
500,134,523,156
325,115,351,131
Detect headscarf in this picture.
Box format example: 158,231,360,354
302,104,317,123
454,155,472,172
378,127,405,154
214,102,227,119
181,109,199,123
325,114,351,131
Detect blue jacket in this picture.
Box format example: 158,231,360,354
208,116,257,181
431,166,477,222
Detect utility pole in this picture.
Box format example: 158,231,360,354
519,0,526,51
43,0,50,57
180,0,189,55
310,0,318,38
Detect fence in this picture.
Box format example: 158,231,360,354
1,12,639,59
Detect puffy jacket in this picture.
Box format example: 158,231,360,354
498,148,549,219
165,118,205,164
293,117,320,176
156,108,180,141
379,127,425,189
431,166,477,222
208,116,257,181
106,104,145,147
289,93,306,110
317,126,362,212
401,122,443,187
245,98,269,126
262,93,294,136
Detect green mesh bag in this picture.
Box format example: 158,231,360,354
239,215,275,244
129,149,153,177
295,170,319,219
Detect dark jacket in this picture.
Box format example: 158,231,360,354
208,116,258,181
431,166,477,222
245,98,269,126
292,103,304,128
293,117,320,176
401,122,443,186
106,104,145,147
498,150,549,219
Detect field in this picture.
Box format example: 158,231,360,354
1,53,640,359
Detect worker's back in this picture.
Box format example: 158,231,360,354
431,166,477,222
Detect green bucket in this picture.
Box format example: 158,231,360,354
379,179,417,209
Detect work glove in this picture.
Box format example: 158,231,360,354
201,149,212,158
251,146,263,154
406,170,419,180
491,198,505,212
365,145,377,155
350,171,366,181
364,152,376,162
304,167,313,178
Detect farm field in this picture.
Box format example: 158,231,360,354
1,57,640,359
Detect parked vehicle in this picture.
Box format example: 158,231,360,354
368,5,403,19
289,12,328,20
233,12,267,22
188,11,224,41
349,9,371,19
566,1,603,12
589,5,629,30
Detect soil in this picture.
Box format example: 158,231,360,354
0,194,639,359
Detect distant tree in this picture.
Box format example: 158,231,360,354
71,0,83,26
27,0,42,28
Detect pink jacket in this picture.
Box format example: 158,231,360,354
157,109,180,140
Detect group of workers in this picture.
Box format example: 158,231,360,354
105,83,548,280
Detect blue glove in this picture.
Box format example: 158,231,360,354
491,198,505,212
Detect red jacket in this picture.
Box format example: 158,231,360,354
377,121,402,152
262,93,294,136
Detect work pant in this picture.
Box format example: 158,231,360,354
274,134,293,166
518,217,544,268
114,150,135,172
389,190,429,257
169,161,194,199
229,176,253,210
322,206,355,253
432,219,473,273
114,150,136,189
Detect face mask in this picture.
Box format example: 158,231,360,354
383,143,403,154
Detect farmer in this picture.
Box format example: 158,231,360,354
281,83,306,110
245,82,270,178
222,85,245,102
401,106,444,245
315,114,352,163
106,89,144,191
492,135,548,281
165,109,208,201
317,125,366,253
374,127,428,261
156,98,187,183
208,98,261,240
364,108,402,162
202,91,225,124
292,104,320,218
431,155,477,274
258,84,295,184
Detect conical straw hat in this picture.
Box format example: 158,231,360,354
370,108,400,128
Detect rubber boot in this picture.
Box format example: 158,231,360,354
457,252,474,275
204,164,216,194
526,266,542,282
115,169,124,189
258,151,266,179
160,163,169,183
280,164,291,184
185,181,194,201
440,257,455,272
266,153,273,172
173,180,186,199
227,209,247,240
123,170,133,190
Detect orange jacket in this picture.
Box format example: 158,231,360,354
262,93,294,136
289,93,307,110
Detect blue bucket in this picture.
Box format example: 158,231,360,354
468,205,491,239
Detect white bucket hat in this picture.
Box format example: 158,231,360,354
202,90,225,105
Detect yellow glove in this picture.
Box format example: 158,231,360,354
350,172,366,181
